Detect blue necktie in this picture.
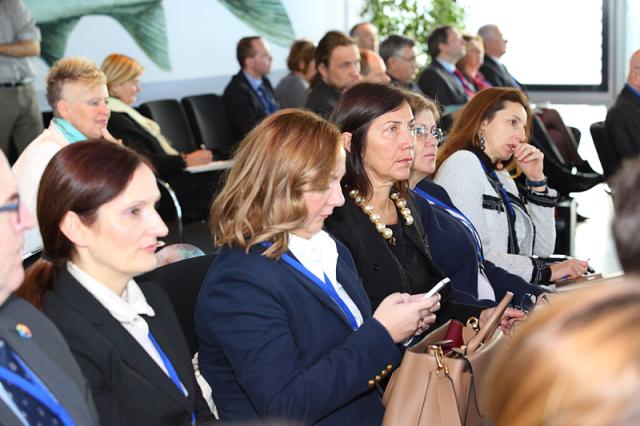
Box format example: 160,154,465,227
0,338,70,425
256,84,277,114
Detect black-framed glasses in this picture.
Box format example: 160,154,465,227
414,125,445,146
0,197,20,223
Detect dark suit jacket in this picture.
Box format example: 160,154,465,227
479,55,522,89
195,241,402,425
605,85,640,160
414,179,543,307
325,193,481,324
417,60,469,108
304,78,342,118
108,111,185,177
223,71,277,142
0,295,99,426
42,271,213,426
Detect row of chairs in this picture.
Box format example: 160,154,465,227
589,121,620,180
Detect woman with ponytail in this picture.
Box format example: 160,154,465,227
19,140,213,425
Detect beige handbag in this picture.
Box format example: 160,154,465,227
382,292,513,426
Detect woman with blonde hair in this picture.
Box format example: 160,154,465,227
434,87,588,284
486,282,640,426
195,108,439,424
102,53,218,220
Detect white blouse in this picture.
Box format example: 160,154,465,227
288,231,364,327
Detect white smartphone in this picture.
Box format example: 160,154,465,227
423,277,451,299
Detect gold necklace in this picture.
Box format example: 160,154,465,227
348,188,414,246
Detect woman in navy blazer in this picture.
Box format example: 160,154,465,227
195,109,439,425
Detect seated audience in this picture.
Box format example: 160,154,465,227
0,150,99,426
477,24,521,89
486,282,640,426
350,22,379,52
305,31,361,117
605,49,640,173
196,108,439,423
325,83,524,325
18,141,214,425
12,57,118,256
611,157,640,273
379,35,421,92
434,87,588,284
359,48,390,84
274,39,316,108
404,89,543,306
418,25,471,111
457,34,492,92
223,36,278,143
102,53,219,220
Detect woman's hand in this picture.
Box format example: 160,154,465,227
479,306,526,336
373,293,440,343
549,258,590,281
183,149,213,167
514,144,544,181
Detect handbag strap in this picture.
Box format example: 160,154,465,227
465,292,513,354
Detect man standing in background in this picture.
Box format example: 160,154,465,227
0,0,43,162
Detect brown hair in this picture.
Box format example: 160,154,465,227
427,25,453,60
286,39,316,72
101,53,143,94
236,36,261,68
611,157,640,273
402,90,440,122
315,31,356,68
46,57,106,116
18,141,151,308
330,82,410,199
486,282,640,426
436,87,531,174
457,34,483,69
210,109,342,259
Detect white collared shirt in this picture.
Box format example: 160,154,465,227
288,231,364,328
66,261,185,392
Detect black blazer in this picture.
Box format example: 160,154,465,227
479,55,522,89
108,111,185,177
42,270,214,426
417,60,469,108
605,85,640,160
223,71,277,142
325,193,481,325
304,78,342,118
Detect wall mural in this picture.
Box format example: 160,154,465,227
23,0,295,71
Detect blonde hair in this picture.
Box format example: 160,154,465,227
486,282,640,426
101,53,143,94
46,57,106,116
210,109,342,259
401,89,440,122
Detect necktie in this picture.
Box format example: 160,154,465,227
0,338,72,426
256,84,277,114
453,69,476,99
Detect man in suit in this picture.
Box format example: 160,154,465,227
418,26,470,111
223,36,278,143
379,35,422,93
0,150,99,426
606,49,640,167
305,31,361,118
477,24,522,89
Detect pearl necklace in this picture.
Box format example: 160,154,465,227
348,188,414,246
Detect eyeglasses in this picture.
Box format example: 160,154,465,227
0,197,20,223
397,55,417,64
414,125,445,146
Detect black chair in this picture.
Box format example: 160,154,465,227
590,121,621,179
140,254,216,356
182,94,235,158
138,99,199,153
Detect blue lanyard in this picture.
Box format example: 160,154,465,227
0,353,75,426
148,333,196,425
52,118,87,143
478,161,516,219
261,242,359,331
413,187,485,264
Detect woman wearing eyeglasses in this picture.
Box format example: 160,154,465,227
325,82,524,328
404,89,544,307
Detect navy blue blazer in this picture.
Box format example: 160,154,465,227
415,179,543,307
195,240,403,425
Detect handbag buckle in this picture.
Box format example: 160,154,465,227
427,345,449,375
466,316,480,332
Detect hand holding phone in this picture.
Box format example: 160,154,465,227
423,277,451,299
